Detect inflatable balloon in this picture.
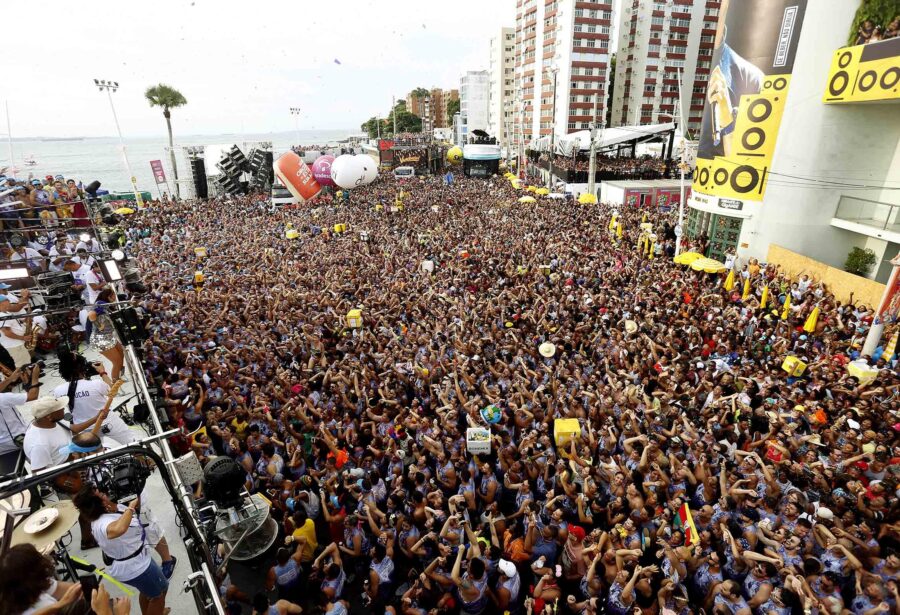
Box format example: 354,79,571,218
355,154,378,185
447,145,463,164
274,151,322,202
311,155,335,187
330,154,366,189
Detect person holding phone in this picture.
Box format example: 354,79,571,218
0,544,87,615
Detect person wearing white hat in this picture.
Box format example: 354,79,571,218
496,559,521,614
22,395,110,473
0,364,41,474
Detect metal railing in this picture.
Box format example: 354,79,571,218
834,195,900,231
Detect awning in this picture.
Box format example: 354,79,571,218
531,123,677,156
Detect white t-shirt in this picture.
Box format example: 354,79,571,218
53,378,110,425
22,424,71,470
0,392,28,454
48,246,73,272
93,507,151,581
0,311,26,349
21,579,58,615
9,247,43,270
71,264,101,304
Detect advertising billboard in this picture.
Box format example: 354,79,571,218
692,0,808,210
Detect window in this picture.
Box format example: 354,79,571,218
692,85,705,94
705,7,718,16
651,16,664,25
700,35,715,43
574,23,583,32
648,44,661,53
644,84,656,94
602,10,611,19
585,67,594,76
580,122,590,129
586,39,596,48
698,47,712,56
672,18,691,27
574,8,583,17
601,25,610,34
703,20,717,29
666,59,686,68
587,24,597,33
696,59,711,69
670,45,687,55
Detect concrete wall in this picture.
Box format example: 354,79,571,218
766,244,885,307
741,0,900,271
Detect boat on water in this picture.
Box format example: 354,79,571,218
23,154,37,166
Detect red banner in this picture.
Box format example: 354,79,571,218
149,160,166,184
378,139,395,151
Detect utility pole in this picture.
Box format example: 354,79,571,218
674,68,687,257
547,67,558,190
392,96,398,137
587,92,602,197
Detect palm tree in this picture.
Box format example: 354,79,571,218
145,84,187,198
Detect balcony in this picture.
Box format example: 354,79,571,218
831,196,900,243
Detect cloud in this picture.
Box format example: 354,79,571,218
5,0,515,138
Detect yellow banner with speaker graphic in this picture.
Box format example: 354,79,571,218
692,0,808,207
823,37,900,104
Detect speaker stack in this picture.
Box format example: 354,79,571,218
247,148,274,191
216,145,249,195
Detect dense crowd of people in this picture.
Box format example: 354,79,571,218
113,171,900,615
855,15,900,44
536,154,670,177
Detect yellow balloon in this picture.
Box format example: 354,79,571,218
447,146,463,164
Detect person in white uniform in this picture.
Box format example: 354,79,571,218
73,489,168,615
0,365,42,475
53,351,136,447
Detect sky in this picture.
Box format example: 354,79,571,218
4,0,515,138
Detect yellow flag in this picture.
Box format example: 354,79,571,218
616,222,623,238
742,278,751,300
781,294,791,320
803,306,820,333
724,269,735,292
760,286,769,310
883,331,899,360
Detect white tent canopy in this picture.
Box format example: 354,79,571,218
531,122,676,156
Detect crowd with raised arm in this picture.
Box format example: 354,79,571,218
117,172,898,615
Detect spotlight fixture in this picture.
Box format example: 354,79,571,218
79,233,92,243
111,249,126,262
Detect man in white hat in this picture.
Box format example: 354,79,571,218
496,559,521,613
22,395,110,473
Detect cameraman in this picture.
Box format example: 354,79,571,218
72,487,168,615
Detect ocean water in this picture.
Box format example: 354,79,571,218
2,129,356,194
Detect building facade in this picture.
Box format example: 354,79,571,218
458,71,490,145
513,0,615,156
488,27,516,147
610,0,719,135
686,0,900,283
407,88,459,129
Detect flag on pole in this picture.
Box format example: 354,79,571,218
883,330,899,361
781,294,791,320
676,502,699,546
724,269,735,291
760,286,769,310
741,278,751,301
803,306,820,333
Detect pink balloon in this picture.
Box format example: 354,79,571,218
312,155,336,187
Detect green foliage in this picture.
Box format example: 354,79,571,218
411,87,430,98
446,98,460,125
361,116,390,139
361,99,422,137
144,84,188,112
844,247,878,276
847,0,900,45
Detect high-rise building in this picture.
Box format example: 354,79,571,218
488,27,516,147
611,0,720,134
458,71,490,144
407,88,459,129
513,0,615,155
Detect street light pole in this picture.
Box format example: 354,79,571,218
674,68,686,257
289,107,302,147
587,92,603,197
94,79,143,207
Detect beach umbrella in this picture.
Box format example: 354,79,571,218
760,286,769,310
723,269,735,291
674,251,702,265
781,294,791,320
535,187,550,196
803,306,820,333
519,196,536,203
741,278,751,301
690,258,725,273
114,207,135,215
578,193,598,204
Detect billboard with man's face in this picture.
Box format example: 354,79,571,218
692,0,808,209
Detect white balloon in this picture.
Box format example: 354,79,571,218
355,154,378,185
331,154,366,189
